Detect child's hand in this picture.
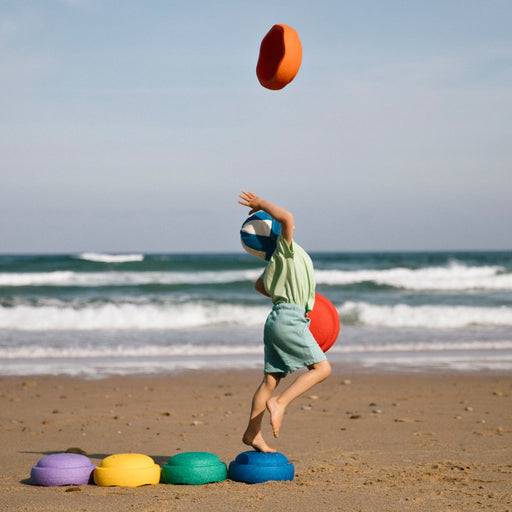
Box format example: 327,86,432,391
238,190,294,245
238,191,262,215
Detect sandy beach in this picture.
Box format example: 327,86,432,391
1,369,511,511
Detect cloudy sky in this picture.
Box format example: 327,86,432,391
1,0,511,253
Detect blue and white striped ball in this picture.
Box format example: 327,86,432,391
240,212,281,261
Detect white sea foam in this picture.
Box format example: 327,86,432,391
330,340,512,354
0,344,263,359
2,340,512,361
0,358,264,378
0,271,76,286
0,269,261,287
0,262,510,290
339,302,512,328
2,339,512,378
0,302,269,330
1,299,511,331
316,262,512,290
77,253,145,263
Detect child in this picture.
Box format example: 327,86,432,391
238,191,331,453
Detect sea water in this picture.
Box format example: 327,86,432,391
0,251,511,377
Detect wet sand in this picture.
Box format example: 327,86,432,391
1,370,511,511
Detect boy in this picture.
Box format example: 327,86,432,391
238,191,331,453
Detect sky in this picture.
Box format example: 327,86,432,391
1,0,511,254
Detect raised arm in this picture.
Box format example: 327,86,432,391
238,191,294,245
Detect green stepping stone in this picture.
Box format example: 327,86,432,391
162,452,227,485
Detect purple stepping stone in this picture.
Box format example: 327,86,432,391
31,453,96,486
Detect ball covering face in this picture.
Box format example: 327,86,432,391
240,212,281,260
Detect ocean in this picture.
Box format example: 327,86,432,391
1,251,511,378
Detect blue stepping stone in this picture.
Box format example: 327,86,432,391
161,452,227,485
229,451,294,484
30,453,96,486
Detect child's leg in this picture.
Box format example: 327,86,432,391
243,372,281,453
266,360,331,438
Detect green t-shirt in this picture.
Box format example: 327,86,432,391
262,234,316,312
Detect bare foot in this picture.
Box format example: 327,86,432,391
242,430,276,453
266,397,285,438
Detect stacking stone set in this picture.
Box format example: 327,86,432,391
30,450,295,486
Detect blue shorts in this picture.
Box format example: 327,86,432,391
263,303,327,376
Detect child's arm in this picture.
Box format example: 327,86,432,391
255,277,270,297
238,191,294,245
